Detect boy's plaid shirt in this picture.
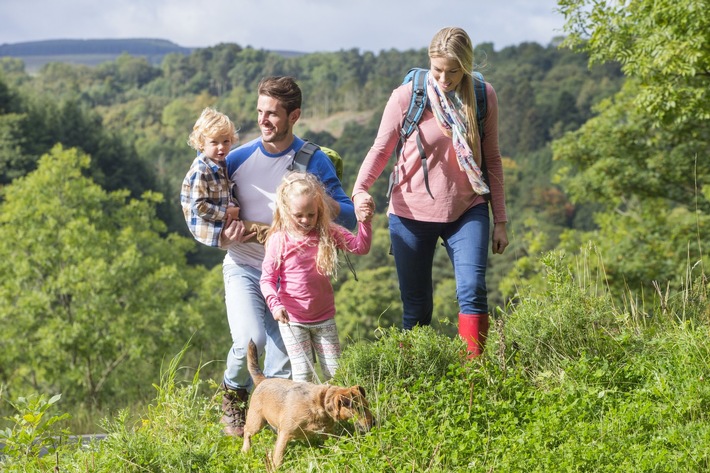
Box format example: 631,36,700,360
180,154,232,247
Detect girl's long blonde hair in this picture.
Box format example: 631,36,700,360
428,27,481,162
268,171,340,277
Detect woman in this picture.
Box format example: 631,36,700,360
352,26,508,357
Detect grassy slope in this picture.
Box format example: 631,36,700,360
3,289,709,471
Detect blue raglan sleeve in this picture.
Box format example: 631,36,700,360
307,151,357,230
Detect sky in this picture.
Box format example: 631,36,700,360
1,0,566,53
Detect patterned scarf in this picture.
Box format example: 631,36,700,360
427,74,490,195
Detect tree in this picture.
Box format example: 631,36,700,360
0,145,203,409
551,0,710,297
556,0,710,208
558,0,710,127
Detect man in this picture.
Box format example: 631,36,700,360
218,76,356,436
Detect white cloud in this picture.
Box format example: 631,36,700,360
0,0,566,52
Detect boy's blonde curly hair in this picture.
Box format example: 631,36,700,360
187,107,239,151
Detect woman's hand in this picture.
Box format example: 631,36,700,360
353,192,375,222
492,222,509,254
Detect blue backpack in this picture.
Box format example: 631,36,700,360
389,67,489,200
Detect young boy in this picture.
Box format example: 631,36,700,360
180,107,268,246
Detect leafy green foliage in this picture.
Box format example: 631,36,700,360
94,345,238,472
0,145,202,410
335,266,402,342
529,0,710,310
334,325,466,391
0,393,70,460
559,0,710,127
502,248,631,374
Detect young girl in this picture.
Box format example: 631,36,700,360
260,171,372,383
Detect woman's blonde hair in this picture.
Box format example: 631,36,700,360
428,27,481,162
187,107,239,151
269,171,340,277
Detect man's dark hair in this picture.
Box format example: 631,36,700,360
257,76,302,114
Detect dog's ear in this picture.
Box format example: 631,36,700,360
325,388,356,419
324,389,343,419
354,385,366,397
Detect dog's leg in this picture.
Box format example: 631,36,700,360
241,432,252,454
241,412,267,454
271,431,291,468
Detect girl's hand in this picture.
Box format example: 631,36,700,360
274,308,290,324
358,203,374,222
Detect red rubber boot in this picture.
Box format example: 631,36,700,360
458,313,489,358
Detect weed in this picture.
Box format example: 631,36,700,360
0,392,70,467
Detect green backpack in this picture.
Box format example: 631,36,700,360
290,140,344,181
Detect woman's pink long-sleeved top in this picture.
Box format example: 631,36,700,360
260,221,372,324
352,80,507,225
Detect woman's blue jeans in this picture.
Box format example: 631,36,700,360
388,204,490,330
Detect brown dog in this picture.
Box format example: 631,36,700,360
242,339,374,468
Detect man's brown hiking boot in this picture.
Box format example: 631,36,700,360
220,382,249,437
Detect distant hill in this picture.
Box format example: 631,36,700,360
0,38,193,72
0,38,304,73
0,38,193,56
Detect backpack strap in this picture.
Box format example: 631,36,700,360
472,71,490,199
389,68,434,201
400,68,428,141
473,71,487,141
290,140,320,173
389,69,490,202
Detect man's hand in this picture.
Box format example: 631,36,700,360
226,206,241,225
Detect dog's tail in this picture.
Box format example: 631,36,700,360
246,339,266,388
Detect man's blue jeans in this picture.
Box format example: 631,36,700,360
388,203,490,330
222,262,291,391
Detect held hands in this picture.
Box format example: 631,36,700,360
353,192,375,223
492,222,509,254
273,308,290,324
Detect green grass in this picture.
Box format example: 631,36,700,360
3,251,710,472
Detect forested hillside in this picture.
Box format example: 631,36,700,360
0,39,624,277
1,0,708,434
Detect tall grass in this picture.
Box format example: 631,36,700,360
3,249,710,471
